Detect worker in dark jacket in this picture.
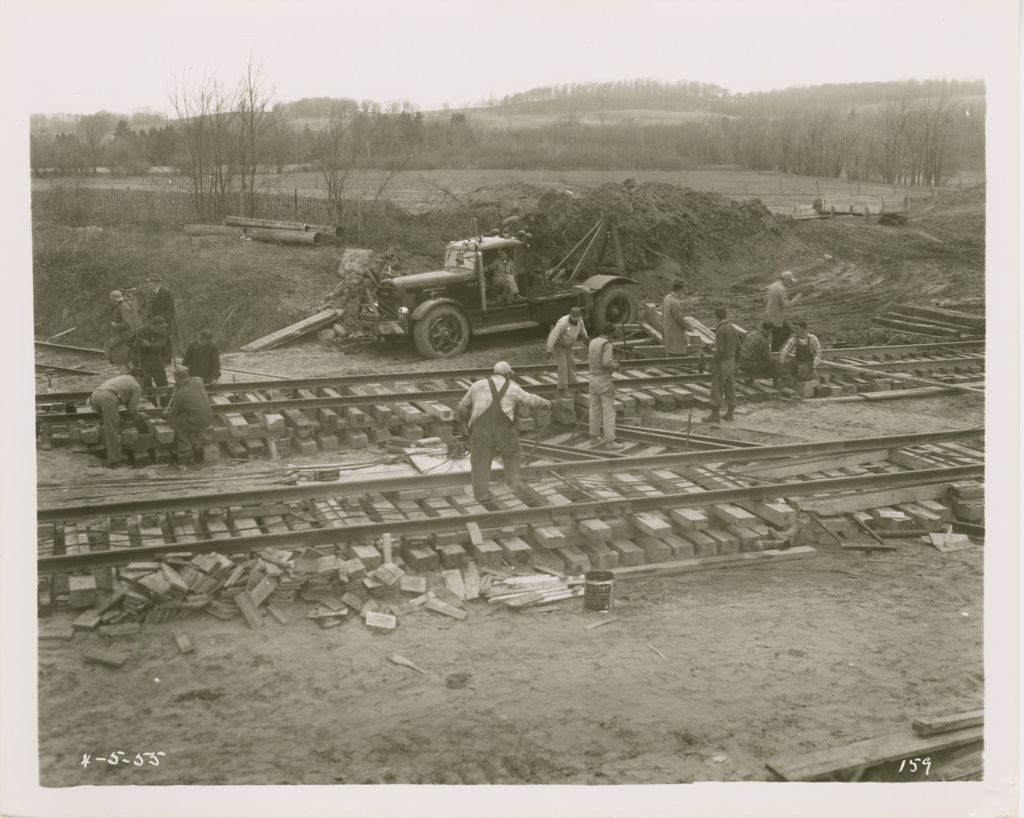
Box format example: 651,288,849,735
183,329,221,384
457,361,550,502
88,369,143,468
136,316,170,389
164,366,214,468
147,273,176,362
704,306,741,424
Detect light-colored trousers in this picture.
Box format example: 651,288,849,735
88,390,122,465
552,346,578,392
588,390,616,442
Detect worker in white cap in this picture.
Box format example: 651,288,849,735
105,289,141,372
546,306,589,396
765,270,802,351
457,361,551,502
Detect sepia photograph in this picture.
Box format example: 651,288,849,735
0,0,1018,816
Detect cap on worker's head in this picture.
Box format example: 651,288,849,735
109,290,124,303
672,278,686,290
149,273,163,281
569,306,582,317
493,361,515,376
172,366,190,381
780,270,797,283
150,316,167,327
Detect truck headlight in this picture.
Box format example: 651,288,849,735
398,306,410,316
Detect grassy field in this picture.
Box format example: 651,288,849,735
31,168,955,213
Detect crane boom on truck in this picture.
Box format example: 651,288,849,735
355,215,640,359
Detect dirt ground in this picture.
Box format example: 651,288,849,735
36,342,985,784
38,531,983,785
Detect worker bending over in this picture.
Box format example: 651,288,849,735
779,319,822,381
457,361,551,503
546,306,589,396
164,366,214,469
738,321,783,385
588,329,624,450
88,369,143,468
704,306,741,424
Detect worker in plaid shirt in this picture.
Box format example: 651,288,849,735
738,321,782,384
779,319,822,381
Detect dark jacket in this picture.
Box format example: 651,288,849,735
713,320,742,364
183,340,221,383
136,325,169,367
167,377,213,431
148,286,176,323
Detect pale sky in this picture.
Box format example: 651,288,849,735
3,0,999,116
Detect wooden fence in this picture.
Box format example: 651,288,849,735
31,186,503,239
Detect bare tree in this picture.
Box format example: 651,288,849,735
76,112,114,173
314,102,356,206
170,70,238,220
236,56,277,212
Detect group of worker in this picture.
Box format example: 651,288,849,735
91,274,221,468
459,269,820,500
105,274,221,386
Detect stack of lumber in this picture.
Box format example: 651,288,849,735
226,215,342,244
765,708,983,781
948,480,984,524
481,572,582,609
872,304,985,339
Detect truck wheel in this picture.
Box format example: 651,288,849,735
592,284,639,332
412,305,470,358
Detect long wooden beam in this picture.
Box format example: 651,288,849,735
820,361,985,395
37,465,982,573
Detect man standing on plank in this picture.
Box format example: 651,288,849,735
457,361,551,503
662,278,689,356
765,270,801,351
88,369,143,468
704,306,741,424
546,306,589,397
588,328,625,450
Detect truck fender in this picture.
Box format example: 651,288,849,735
410,297,466,323
576,274,637,293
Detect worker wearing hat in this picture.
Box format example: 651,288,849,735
163,366,213,469
457,361,551,503
662,278,690,356
765,270,802,351
587,328,625,450
136,315,171,389
105,289,141,372
545,306,589,396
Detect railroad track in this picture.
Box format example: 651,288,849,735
37,429,983,624
35,340,984,467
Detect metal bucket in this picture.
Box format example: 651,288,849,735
583,570,615,612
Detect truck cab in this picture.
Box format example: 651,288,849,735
358,232,639,359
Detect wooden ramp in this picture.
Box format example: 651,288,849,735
240,309,342,353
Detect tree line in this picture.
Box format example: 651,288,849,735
30,72,984,204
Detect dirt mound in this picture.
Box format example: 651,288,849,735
320,246,436,321
910,183,985,248
525,182,804,294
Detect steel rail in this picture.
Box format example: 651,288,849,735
37,427,983,522
35,373,716,424
32,339,987,405
38,464,984,573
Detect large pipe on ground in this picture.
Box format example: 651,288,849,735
184,224,244,237
244,227,322,246
306,223,343,239
224,216,311,232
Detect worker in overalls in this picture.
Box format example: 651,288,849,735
778,319,822,381
457,361,551,502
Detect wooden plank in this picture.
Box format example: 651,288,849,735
765,724,983,782
793,484,947,516
912,710,984,736
240,309,342,353
611,546,815,579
